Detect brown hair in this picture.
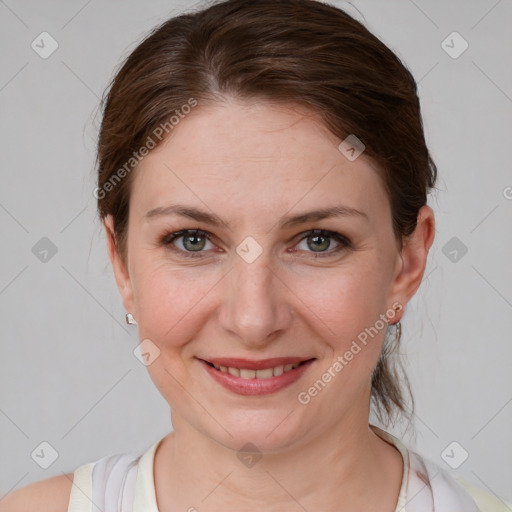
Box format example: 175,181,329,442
95,0,437,427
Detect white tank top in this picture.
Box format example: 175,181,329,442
66,426,493,511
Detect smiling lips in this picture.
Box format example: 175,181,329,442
198,356,316,395
203,356,313,377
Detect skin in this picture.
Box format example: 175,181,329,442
105,98,435,512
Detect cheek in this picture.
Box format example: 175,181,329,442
298,264,391,384
132,261,216,346
130,264,214,405
302,263,389,333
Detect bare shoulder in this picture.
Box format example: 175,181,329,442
0,473,74,512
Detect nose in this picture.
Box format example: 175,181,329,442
217,253,293,350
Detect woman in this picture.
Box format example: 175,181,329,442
2,0,509,511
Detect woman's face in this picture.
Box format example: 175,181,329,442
107,99,431,451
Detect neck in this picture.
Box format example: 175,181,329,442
154,411,404,512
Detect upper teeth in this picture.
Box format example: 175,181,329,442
211,363,301,379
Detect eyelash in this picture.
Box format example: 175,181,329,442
159,228,352,259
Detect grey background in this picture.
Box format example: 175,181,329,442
1,0,511,504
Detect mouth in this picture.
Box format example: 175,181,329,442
196,356,316,395
200,358,314,379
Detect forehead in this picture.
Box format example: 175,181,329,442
131,100,389,226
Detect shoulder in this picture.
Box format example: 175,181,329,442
0,473,74,512
0,446,150,512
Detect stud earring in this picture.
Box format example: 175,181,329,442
125,313,137,325
395,321,401,340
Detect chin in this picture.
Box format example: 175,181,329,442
201,408,311,454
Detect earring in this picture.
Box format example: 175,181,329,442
395,320,401,340
125,313,137,325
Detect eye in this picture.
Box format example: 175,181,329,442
293,229,351,257
161,229,216,258
160,228,351,259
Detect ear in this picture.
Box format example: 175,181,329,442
389,205,435,318
104,215,135,316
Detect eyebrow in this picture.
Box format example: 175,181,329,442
145,203,368,229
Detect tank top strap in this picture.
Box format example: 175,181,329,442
405,450,481,511
67,452,141,512
91,453,140,511
67,462,94,512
